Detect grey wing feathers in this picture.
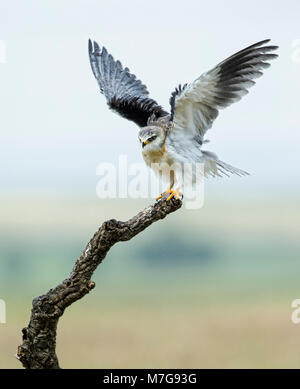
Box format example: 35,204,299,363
89,39,168,127
170,39,278,139
210,39,278,107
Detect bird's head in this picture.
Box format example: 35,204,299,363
138,126,166,151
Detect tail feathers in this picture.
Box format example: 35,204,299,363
216,160,249,177
202,151,249,178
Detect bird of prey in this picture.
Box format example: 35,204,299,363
89,39,278,200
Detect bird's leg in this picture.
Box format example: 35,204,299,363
156,171,176,200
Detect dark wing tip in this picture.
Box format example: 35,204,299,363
88,39,93,53
93,40,101,53
247,40,279,56
169,83,188,121
240,39,271,52
257,39,271,45
252,39,280,51
88,39,100,56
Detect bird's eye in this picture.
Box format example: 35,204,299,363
148,135,157,142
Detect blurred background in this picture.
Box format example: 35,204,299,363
0,0,300,368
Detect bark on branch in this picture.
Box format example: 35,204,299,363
16,197,182,369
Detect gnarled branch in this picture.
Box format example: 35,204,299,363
16,197,182,369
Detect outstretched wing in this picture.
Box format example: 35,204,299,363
89,40,168,127
169,39,278,141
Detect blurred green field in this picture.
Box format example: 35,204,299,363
0,195,300,368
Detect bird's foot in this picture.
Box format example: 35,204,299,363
156,187,172,200
156,188,182,201
166,188,182,201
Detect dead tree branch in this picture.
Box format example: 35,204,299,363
16,197,182,369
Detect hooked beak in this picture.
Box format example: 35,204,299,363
142,141,149,148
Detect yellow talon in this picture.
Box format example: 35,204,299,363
166,188,181,201
166,193,174,201
156,186,172,200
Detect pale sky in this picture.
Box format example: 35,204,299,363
0,0,299,197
